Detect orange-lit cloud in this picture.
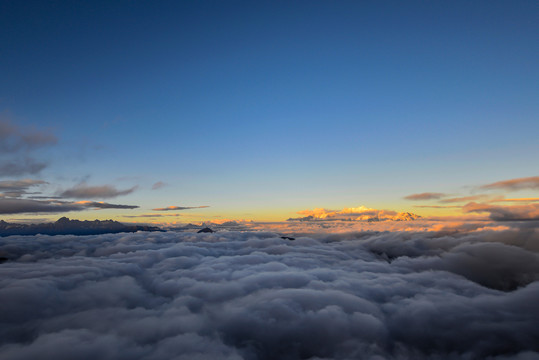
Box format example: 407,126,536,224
289,206,421,222
152,205,209,211
493,197,539,203
123,213,182,218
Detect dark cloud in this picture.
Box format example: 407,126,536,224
404,192,446,200
153,205,209,211
481,176,539,191
151,181,167,190
0,229,537,359
463,202,539,221
0,198,138,214
60,184,137,199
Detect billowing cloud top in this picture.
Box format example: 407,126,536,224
289,206,420,222
0,229,537,359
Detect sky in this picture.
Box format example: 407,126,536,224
0,0,538,226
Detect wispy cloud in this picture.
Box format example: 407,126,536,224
463,202,539,221
0,179,47,191
0,198,138,214
413,205,461,209
73,201,139,210
152,205,209,211
0,119,57,177
403,192,446,200
151,181,167,190
480,176,539,191
0,119,57,152
60,184,137,199
0,179,47,198
123,213,182,218
0,158,48,177
440,195,495,203
493,197,539,203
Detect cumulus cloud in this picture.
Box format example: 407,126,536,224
481,176,539,191
288,206,420,222
153,205,210,211
60,183,137,199
0,229,537,359
0,198,138,214
152,181,167,190
403,192,446,200
0,119,57,177
463,202,539,221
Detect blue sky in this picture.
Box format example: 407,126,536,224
0,0,537,223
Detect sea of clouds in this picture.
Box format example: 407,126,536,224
1,228,538,360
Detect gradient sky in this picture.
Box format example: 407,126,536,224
0,0,537,224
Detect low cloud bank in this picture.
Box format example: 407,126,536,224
1,228,538,359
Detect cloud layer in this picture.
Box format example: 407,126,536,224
0,229,537,359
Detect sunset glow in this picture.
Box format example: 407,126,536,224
1,1,538,359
